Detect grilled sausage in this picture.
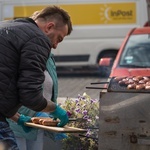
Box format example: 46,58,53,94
136,76,143,80
145,85,150,89
114,77,126,82
31,117,55,125
146,81,150,85
125,79,135,85
136,84,145,90
143,76,150,82
118,80,126,86
38,118,52,125
127,84,136,89
42,120,58,126
37,118,59,126
133,77,140,82
139,80,147,84
31,117,45,124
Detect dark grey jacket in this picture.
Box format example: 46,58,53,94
0,18,51,120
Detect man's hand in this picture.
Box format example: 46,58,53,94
50,105,69,127
17,114,32,132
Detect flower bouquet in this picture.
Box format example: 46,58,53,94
60,93,99,150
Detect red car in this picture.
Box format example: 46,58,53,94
99,27,150,77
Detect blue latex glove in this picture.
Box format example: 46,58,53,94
50,105,69,127
17,114,32,133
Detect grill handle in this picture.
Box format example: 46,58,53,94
86,86,107,90
90,82,109,84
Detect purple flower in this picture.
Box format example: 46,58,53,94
67,111,72,117
82,96,85,100
75,99,79,103
82,110,87,115
77,94,81,99
75,108,80,113
90,99,98,103
85,129,91,137
83,115,89,119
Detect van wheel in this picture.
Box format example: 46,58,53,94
97,50,118,77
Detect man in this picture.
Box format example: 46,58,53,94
0,5,72,149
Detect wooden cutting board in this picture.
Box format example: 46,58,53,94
25,122,87,133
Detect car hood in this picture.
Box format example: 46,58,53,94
110,68,150,77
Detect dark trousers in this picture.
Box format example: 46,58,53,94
0,122,19,150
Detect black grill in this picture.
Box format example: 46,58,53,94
86,77,150,93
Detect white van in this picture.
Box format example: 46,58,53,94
0,0,148,76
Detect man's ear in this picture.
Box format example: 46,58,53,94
45,22,55,33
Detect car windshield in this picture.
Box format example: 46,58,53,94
119,34,150,68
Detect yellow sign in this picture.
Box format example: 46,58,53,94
14,3,136,25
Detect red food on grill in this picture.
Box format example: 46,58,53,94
146,81,150,85
118,80,126,86
145,85,150,89
113,76,150,90
114,77,126,82
143,76,150,82
139,80,147,84
137,76,143,80
136,84,145,90
127,84,136,89
133,77,140,82
126,79,135,84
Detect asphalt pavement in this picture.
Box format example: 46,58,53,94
57,75,108,103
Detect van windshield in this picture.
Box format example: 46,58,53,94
119,34,150,68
